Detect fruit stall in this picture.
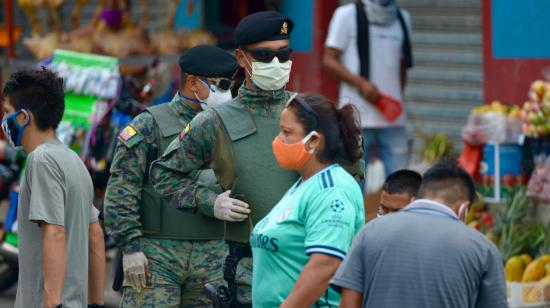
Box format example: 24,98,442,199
460,80,550,307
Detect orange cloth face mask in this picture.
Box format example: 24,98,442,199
272,131,318,170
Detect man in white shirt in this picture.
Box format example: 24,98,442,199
324,0,413,180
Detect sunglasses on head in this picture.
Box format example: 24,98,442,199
241,47,293,63
287,94,319,128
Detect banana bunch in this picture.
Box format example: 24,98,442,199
422,133,454,164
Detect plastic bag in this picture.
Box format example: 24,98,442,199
458,142,482,178
527,155,550,203
365,159,385,193
506,117,523,143
373,93,403,122
462,111,507,145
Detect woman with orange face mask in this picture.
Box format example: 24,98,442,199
250,93,365,307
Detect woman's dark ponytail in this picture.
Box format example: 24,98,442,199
337,104,362,163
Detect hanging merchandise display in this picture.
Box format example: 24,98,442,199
21,0,152,59
45,49,126,191
47,49,120,150
19,0,218,60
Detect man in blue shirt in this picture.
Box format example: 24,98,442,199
331,162,507,308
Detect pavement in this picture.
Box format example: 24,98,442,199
0,249,122,308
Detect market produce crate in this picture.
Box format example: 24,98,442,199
508,281,550,307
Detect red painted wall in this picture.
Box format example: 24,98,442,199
482,0,550,105
288,0,339,101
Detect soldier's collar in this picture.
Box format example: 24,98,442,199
238,85,286,102
172,93,202,115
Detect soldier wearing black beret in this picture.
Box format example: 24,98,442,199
179,44,239,80
104,44,239,307
234,10,295,91
150,11,300,307
234,10,294,47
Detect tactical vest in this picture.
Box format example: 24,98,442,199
140,104,224,240
212,99,299,243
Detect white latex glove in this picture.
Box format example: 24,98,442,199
123,251,148,291
214,190,251,222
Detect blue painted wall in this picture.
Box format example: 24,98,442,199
175,0,203,30
281,0,314,52
492,0,550,59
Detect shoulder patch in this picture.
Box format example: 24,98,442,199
118,125,144,147
179,124,191,141
119,125,137,141
320,170,335,189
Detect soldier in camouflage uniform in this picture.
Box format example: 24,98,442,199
104,45,239,307
151,11,298,307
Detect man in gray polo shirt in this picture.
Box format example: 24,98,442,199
330,162,507,308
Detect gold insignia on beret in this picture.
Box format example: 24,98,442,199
281,21,288,35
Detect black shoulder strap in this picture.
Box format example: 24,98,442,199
397,9,413,69
355,0,370,79
355,2,414,78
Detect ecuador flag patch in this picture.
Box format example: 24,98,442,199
119,125,137,141
179,124,190,141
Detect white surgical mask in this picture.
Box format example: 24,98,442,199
365,0,397,25
244,55,292,91
194,80,233,110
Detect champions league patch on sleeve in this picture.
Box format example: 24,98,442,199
119,125,137,141
179,124,191,141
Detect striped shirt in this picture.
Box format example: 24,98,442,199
251,164,364,307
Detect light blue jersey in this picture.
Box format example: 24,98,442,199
251,164,364,307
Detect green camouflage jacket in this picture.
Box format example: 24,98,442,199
104,94,201,254
150,86,289,217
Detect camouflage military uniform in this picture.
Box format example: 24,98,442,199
104,94,227,307
120,238,226,308
151,86,291,304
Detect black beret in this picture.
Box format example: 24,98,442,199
178,45,239,78
234,11,294,46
